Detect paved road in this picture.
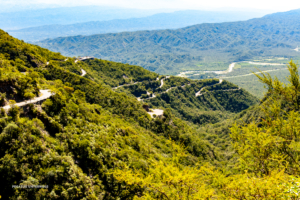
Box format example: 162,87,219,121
159,76,170,88
195,79,223,97
160,79,164,88
2,90,53,110
81,69,87,76
195,79,241,97
112,82,139,90
141,83,189,101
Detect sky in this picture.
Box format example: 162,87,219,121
2,0,300,12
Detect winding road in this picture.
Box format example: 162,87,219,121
195,79,242,96
2,90,53,110
195,79,223,97
81,69,87,76
113,76,165,90
159,76,170,88
177,61,288,78
112,82,139,90
160,78,164,88
215,63,236,74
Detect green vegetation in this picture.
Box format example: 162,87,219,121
3,29,300,199
36,9,300,75
0,29,226,199
82,59,158,87
223,68,290,98
112,60,300,199
144,79,258,125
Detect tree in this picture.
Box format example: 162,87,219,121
113,141,215,200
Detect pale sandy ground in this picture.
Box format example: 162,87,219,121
148,109,164,118
2,90,53,110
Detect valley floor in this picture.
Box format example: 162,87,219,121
176,58,292,98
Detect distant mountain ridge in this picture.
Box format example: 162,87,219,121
36,9,300,74
8,10,266,41
0,6,162,30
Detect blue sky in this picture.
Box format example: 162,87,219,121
2,0,300,12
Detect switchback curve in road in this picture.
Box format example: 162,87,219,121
195,79,223,97
81,69,87,76
2,90,53,110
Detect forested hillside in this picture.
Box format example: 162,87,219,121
36,9,300,74
2,29,300,199
75,59,259,125
0,29,256,199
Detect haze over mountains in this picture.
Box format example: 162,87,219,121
8,10,267,42
0,6,164,30
36,9,300,74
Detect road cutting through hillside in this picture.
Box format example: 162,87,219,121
113,76,164,90
195,79,223,97
112,82,139,90
2,90,53,110
81,69,87,76
159,76,170,88
160,78,164,88
141,83,190,101
199,87,241,96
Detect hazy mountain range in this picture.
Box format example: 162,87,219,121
0,6,164,30
36,9,300,74
7,10,267,41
